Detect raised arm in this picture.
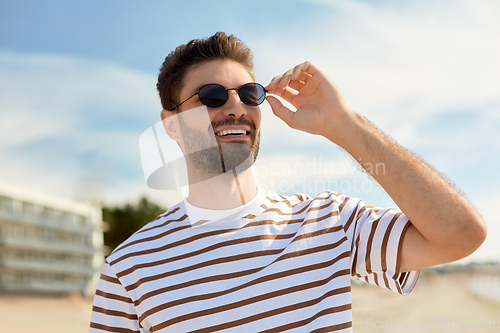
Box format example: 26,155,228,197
265,61,487,272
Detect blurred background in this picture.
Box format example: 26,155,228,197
0,0,499,332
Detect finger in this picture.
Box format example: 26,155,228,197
292,63,303,80
280,63,315,89
276,86,299,103
266,96,296,129
268,77,307,95
288,80,304,92
301,61,321,76
266,63,314,92
299,71,312,82
266,75,284,94
277,69,294,89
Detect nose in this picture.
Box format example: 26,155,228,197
221,90,247,118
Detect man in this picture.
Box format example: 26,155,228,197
89,32,486,332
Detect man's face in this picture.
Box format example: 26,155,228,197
175,59,262,175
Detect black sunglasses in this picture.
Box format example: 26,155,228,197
172,82,267,110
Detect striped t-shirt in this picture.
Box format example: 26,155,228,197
90,189,419,333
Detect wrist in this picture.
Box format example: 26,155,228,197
323,109,367,150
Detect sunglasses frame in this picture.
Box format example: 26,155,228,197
171,82,267,111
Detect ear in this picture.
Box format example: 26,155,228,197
160,109,182,141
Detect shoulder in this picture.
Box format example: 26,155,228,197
268,190,349,206
106,203,187,264
263,190,353,217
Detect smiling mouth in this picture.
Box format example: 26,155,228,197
215,129,249,137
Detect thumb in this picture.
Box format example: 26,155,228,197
266,96,295,129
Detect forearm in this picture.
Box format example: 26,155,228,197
329,111,486,256
266,61,486,269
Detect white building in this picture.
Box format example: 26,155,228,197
0,183,105,297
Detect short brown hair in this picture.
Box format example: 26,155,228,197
157,32,254,111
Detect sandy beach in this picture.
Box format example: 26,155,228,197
1,273,499,333
352,273,500,332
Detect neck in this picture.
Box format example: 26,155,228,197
186,167,258,210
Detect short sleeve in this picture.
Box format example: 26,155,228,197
338,195,420,295
89,261,149,333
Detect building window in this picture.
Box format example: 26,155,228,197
0,196,13,214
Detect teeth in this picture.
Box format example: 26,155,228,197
216,129,248,136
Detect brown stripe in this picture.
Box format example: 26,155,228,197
137,243,349,315
276,312,352,333
383,272,390,291
364,210,391,274
368,208,382,216
110,227,239,266
350,204,362,243
183,286,352,333
127,223,344,294
264,198,335,217
142,207,179,227
380,212,402,289
306,194,335,212
401,271,409,288
151,209,173,222
242,214,256,219
113,219,190,256
127,246,284,292
350,203,367,270
350,208,362,277
301,210,339,228
89,322,140,333
291,222,342,245
338,196,350,213
395,220,412,277
343,206,357,233
114,206,339,270
92,305,138,320
395,272,405,294
268,195,299,208
263,195,335,216
100,272,120,285
138,207,181,232
310,321,353,333
356,205,368,220
115,217,306,278
137,211,186,235
149,270,351,330
372,271,380,287
267,196,292,207
263,206,307,216
111,212,307,266
95,289,133,304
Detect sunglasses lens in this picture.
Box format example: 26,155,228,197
239,83,266,106
198,84,228,108
197,83,266,108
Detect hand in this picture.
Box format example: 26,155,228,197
265,61,354,144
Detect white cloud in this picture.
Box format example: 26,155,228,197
254,0,500,133
0,51,163,205
252,0,500,180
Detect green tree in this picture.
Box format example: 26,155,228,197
103,197,167,254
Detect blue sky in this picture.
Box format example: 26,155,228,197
1,0,499,262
